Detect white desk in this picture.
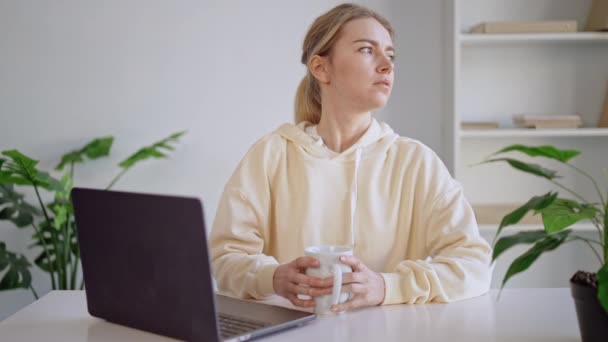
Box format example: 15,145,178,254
0,288,579,341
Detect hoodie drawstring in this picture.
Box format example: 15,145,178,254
350,148,362,248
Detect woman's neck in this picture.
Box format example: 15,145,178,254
316,109,372,153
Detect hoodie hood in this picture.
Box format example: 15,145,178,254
276,118,398,161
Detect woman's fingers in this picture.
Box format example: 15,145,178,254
339,255,366,272
287,282,332,297
290,271,328,288
294,256,320,270
287,293,316,308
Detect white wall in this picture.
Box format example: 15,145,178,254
0,0,446,320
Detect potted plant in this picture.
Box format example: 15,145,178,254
478,144,608,342
0,131,185,297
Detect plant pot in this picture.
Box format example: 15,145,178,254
570,280,608,342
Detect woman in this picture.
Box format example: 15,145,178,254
209,3,492,313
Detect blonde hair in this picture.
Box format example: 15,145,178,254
294,3,394,124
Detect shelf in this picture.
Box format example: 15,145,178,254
478,223,598,233
460,32,608,46
460,128,608,138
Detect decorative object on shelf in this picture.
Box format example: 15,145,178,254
477,144,608,341
461,121,499,130
513,114,583,129
0,131,186,297
471,20,578,34
599,82,608,128
473,204,542,225
586,0,608,32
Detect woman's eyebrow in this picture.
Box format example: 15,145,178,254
352,39,394,52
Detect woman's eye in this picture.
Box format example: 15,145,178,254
360,47,373,54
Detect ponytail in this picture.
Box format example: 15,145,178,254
294,73,322,124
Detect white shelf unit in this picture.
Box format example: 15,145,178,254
445,0,608,229
444,0,608,289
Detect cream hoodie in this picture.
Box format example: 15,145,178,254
210,119,492,305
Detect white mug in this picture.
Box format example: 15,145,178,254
304,245,353,316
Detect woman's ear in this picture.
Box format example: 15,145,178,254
309,55,330,84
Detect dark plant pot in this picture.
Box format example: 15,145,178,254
570,280,608,342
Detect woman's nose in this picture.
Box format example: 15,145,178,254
377,56,393,74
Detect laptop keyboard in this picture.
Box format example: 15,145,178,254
218,312,270,338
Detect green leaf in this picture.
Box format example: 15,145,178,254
598,263,608,313
52,204,68,231
1,150,39,172
1,150,61,191
54,151,83,171
496,192,557,238
0,242,33,290
501,230,571,288
0,172,32,187
480,158,559,180
493,230,549,261
494,145,580,163
0,184,41,227
55,136,114,171
118,131,186,169
35,171,63,192
539,199,599,233
31,221,64,273
82,137,113,159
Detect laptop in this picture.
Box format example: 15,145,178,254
71,187,315,342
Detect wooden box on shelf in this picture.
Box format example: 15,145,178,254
513,114,583,129
461,121,499,130
586,0,608,32
471,20,577,34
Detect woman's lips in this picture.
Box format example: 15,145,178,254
374,82,391,89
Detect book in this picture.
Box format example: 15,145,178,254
461,122,499,130
600,83,608,127
586,0,608,32
513,114,583,129
471,20,577,34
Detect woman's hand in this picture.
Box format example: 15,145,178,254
331,255,386,312
273,256,333,308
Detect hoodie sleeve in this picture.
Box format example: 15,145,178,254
380,147,493,305
209,136,279,299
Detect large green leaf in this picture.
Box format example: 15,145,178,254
1,150,62,191
598,263,608,313
35,171,63,192
0,184,41,227
2,150,38,172
496,192,557,238
55,137,114,171
0,172,33,186
30,221,63,273
493,230,549,262
0,242,32,290
119,131,186,169
30,220,76,277
480,158,559,180
501,230,571,288
539,198,599,233
494,145,580,163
